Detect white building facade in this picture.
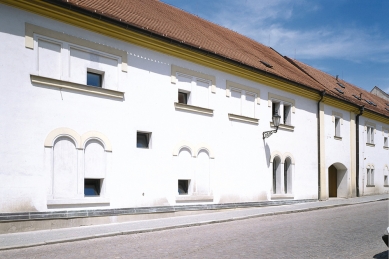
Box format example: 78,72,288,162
0,0,388,214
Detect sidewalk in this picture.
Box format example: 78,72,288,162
0,194,387,251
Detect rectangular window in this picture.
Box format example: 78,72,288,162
178,179,190,195
283,104,291,125
137,132,151,148
178,91,188,104
384,137,388,148
335,117,341,137
272,101,280,118
87,71,102,88
367,126,374,144
384,175,388,186
367,169,371,185
371,169,374,185
84,179,101,196
230,88,242,115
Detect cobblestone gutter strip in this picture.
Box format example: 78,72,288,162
0,196,386,251
0,199,316,222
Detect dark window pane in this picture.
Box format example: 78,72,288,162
87,72,102,87
84,179,101,196
137,133,149,148
178,180,189,195
178,92,188,104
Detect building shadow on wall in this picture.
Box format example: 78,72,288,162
263,140,271,168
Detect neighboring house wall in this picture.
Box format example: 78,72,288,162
0,4,387,213
358,117,389,195
371,86,389,102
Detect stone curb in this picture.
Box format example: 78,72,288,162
0,197,387,251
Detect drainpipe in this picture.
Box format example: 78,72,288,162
317,90,326,200
356,106,364,197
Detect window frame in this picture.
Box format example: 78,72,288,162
268,93,295,130
87,71,103,88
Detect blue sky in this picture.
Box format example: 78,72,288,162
162,0,389,93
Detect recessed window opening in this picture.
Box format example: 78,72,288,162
272,101,280,119
283,104,291,125
367,126,374,144
84,179,101,196
335,88,344,94
178,179,190,195
352,94,361,100
87,71,102,87
385,175,388,186
384,137,388,147
178,91,189,104
137,132,151,148
335,117,341,137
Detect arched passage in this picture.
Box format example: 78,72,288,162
328,162,348,198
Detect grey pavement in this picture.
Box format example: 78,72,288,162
0,194,387,251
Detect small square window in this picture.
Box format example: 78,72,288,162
84,179,101,196
137,132,151,148
178,91,188,104
87,72,102,88
178,179,190,195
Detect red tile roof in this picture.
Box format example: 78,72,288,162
58,0,388,118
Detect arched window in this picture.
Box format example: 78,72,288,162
53,136,78,199
284,157,292,194
177,148,193,195
84,139,106,196
272,156,281,194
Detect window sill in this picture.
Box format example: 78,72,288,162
271,194,294,200
175,195,214,202
174,102,213,115
334,136,342,140
365,185,375,187
270,122,295,131
47,197,110,206
30,74,124,99
366,143,375,147
384,146,389,150
228,113,258,124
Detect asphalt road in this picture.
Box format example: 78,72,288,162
1,200,387,259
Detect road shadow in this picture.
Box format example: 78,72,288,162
373,250,388,258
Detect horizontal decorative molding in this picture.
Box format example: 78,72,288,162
334,136,342,140
171,65,216,93
25,23,127,72
175,195,214,202
270,122,295,131
174,102,213,115
366,143,375,147
47,198,110,206
31,75,124,99
228,113,258,124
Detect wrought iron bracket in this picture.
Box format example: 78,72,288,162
263,127,278,139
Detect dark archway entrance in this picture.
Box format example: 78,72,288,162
328,165,337,197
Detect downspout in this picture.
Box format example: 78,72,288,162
317,90,326,200
356,106,364,197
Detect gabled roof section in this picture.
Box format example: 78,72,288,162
57,0,323,91
286,57,389,117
